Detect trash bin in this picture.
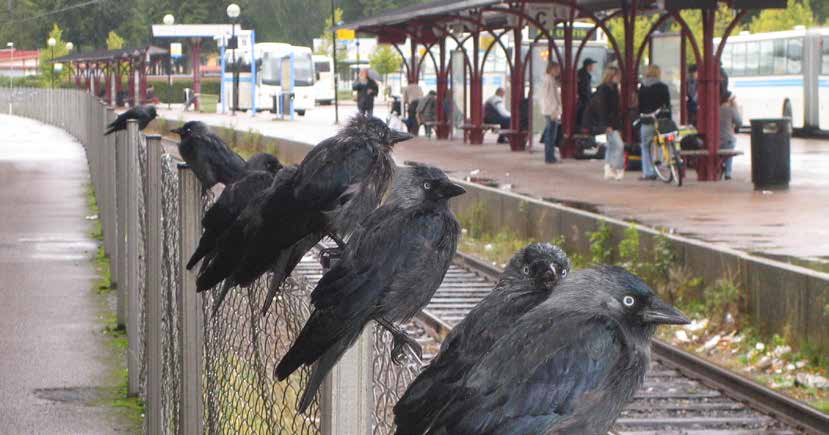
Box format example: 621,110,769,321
750,118,790,189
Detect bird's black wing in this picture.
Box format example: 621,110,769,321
202,133,247,185
427,313,624,435
186,171,273,270
293,136,379,209
104,108,135,135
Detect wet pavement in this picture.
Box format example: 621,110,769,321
0,115,134,433
156,104,829,266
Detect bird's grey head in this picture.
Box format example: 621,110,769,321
387,164,465,207
246,153,283,175
170,121,208,138
146,105,158,119
503,243,571,291
345,115,413,149
566,265,690,329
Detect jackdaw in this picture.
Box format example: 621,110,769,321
424,265,689,435
170,121,247,188
185,152,284,274
393,242,571,434
104,104,158,135
275,164,465,414
195,116,412,308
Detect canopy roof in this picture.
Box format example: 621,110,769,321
53,46,167,63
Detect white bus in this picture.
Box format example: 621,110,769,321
313,55,335,105
225,42,316,115
719,27,829,132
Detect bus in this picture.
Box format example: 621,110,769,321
719,27,829,132
224,42,316,115
313,55,335,105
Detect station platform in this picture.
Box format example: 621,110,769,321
156,104,829,269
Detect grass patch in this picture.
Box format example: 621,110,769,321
199,94,219,114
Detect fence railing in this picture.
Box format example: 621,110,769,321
0,88,421,435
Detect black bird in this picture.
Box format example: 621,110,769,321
195,116,412,304
170,121,247,188
275,164,465,413
185,152,284,274
104,104,158,135
393,242,571,435
424,265,689,435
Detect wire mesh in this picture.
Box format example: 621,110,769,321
160,154,182,434
136,132,148,401
371,325,426,434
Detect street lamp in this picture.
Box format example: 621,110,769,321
227,3,240,116
163,14,175,109
6,42,13,92
65,42,73,52
47,37,56,88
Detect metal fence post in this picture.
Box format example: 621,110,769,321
178,164,204,435
126,120,141,396
145,134,163,435
116,130,127,329
103,107,116,258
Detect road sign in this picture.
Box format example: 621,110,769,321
337,29,356,40
170,42,182,59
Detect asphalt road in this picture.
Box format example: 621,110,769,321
0,115,134,434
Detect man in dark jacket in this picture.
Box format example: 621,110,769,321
687,64,699,126
576,58,597,128
353,69,379,117
638,64,672,180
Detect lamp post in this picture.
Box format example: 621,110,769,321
6,42,13,92
331,0,339,124
227,3,240,116
163,14,175,109
47,37,56,88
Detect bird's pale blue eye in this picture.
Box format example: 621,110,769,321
623,296,635,307
561,269,567,278
423,182,431,190
522,266,529,275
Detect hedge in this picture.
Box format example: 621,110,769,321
147,78,221,103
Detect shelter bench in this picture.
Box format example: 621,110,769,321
680,149,744,178
461,123,500,144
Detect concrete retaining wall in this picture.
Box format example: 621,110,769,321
162,116,829,353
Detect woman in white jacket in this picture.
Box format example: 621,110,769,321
539,62,562,163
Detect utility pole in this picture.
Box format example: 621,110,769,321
331,0,339,124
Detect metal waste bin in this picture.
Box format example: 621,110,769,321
750,118,791,189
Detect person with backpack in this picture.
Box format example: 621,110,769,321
638,65,672,181
539,62,562,163
589,65,624,181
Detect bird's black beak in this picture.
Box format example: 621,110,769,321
170,127,182,135
438,181,466,199
642,298,690,325
389,130,414,144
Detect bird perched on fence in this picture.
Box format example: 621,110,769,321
275,164,465,414
170,120,247,188
195,115,412,306
104,104,157,135
393,242,571,435
423,265,689,435
186,152,284,279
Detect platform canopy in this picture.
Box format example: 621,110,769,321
53,46,167,64
341,0,786,182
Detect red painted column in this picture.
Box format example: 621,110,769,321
139,60,147,104
436,38,450,139
469,31,484,144
192,39,202,111
680,31,688,125
105,62,113,105
509,26,526,151
698,9,720,181
115,62,123,105
561,19,577,158
409,40,419,83
621,3,637,143
127,60,136,106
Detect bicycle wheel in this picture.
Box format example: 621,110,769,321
671,154,684,187
649,139,673,183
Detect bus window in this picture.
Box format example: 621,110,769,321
732,42,746,76
822,36,829,74
787,38,802,74
773,39,787,74
295,53,315,86
746,41,760,76
262,55,281,86
315,60,331,80
759,40,774,75
721,44,733,74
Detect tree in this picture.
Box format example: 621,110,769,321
318,7,349,73
676,5,741,64
606,14,661,64
749,0,815,33
107,31,125,50
39,24,70,85
369,44,402,86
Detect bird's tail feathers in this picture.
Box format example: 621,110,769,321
210,280,236,316
296,332,359,413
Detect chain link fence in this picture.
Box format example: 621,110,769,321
1,88,427,434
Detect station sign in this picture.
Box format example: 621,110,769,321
337,29,356,41
170,42,182,59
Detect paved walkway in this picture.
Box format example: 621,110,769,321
0,115,134,434
156,104,829,267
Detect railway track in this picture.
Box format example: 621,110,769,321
295,246,826,434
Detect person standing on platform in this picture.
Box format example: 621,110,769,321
539,62,562,164
687,64,699,126
417,90,438,139
719,91,742,180
353,69,379,117
484,87,511,144
590,65,624,181
577,58,597,129
638,65,672,181
402,82,424,134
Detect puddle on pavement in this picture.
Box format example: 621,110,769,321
33,386,116,405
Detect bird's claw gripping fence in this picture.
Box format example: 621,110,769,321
1,89,423,434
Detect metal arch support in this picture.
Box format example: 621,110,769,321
392,43,411,81
481,29,513,76
572,6,625,72
482,4,564,66
575,10,623,71
635,12,674,73
716,10,749,60
416,41,439,78
671,12,703,66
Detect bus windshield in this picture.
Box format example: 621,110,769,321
262,52,314,87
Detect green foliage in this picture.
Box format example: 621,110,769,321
618,225,640,272
369,45,402,83
148,78,220,103
703,276,742,327
39,24,70,86
749,0,815,33
460,201,488,239
588,221,613,265
106,31,124,50
675,5,740,64
606,14,661,62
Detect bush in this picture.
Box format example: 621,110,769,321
147,78,221,103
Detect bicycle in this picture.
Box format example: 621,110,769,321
636,108,684,187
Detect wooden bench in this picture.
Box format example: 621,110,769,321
679,149,744,178
460,123,501,144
